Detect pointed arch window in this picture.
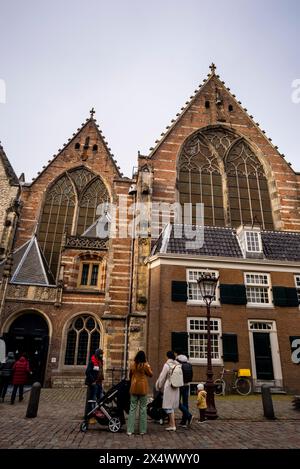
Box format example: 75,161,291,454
178,132,225,226
77,178,110,235
38,175,76,276
37,167,110,278
64,315,101,366
225,140,273,229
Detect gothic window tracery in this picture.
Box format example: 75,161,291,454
64,314,101,366
37,167,110,277
177,127,274,229
225,140,273,229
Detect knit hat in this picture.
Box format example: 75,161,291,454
176,354,188,363
197,383,204,391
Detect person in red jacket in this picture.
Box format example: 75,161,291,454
11,354,31,405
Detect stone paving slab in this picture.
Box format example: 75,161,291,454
0,388,300,449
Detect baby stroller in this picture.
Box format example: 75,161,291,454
147,391,168,425
80,379,130,433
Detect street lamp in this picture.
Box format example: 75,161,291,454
197,272,219,420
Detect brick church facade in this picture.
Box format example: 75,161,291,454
0,65,300,392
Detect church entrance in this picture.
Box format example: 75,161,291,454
4,312,49,386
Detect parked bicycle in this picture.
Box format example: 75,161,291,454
214,368,252,396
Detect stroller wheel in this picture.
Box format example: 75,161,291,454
108,417,121,433
80,421,88,432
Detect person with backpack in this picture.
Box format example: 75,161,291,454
155,350,183,431
176,354,194,427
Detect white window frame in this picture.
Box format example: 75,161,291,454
186,269,220,306
245,231,262,253
294,274,300,305
187,317,223,365
244,272,273,307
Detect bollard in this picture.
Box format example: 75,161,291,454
261,384,275,420
26,382,41,418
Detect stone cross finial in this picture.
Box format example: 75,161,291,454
90,107,95,118
209,63,216,74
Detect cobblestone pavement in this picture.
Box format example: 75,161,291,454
0,388,299,449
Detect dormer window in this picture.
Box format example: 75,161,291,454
237,225,263,258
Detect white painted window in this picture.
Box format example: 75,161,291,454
187,317,222,364
245,231,261,252
186,269,219,305
245,272,272,306
294,275,300,303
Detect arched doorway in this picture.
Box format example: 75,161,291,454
4,312,49,385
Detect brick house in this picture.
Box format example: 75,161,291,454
0,65,300,391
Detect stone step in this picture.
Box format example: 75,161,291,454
254,387,287,395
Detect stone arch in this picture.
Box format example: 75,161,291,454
2,309,52,385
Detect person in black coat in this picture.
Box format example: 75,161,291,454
0,352,15,402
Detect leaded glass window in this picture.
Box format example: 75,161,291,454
178,133,225,226
77,178,110,235
37,167,110,278
177,126,274,229
225,140,273,229
38,175,76,276
64,315,101,366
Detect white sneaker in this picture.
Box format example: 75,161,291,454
165,426,176,431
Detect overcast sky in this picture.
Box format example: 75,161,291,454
0,0,299,181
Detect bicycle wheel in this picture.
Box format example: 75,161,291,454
214,379,225,396
235,377,251,396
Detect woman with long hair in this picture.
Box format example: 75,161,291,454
127,350,153,435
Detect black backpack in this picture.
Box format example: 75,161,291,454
181,362,193,384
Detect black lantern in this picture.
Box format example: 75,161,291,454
197,272,219,420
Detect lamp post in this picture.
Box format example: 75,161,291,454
197,272,219,420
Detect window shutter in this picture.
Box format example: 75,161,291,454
171,332,188,355
222,333,238,362
220,284,247,305
273,286,299,307
171,281,188,302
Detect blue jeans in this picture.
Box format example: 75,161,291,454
179,385,192,424
89,383,103,401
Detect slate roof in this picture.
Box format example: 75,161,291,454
0,237,55,285
152,224,300,262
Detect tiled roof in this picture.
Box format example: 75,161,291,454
166,225,243,257
152,224,300,262
262,231,300,261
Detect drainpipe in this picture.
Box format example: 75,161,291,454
123,184,137,378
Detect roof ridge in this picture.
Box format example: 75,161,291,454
146,64,291,169
0,142,19,186
30,111,123,184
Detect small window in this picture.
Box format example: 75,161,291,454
187,317,222,364
186,269,220,305
205,100,210,109
245,231,261,252
84,137,90,149
92,144,98,152
228,104,233,112
75,142,80,150
244,272,272,306
78,262,101,289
